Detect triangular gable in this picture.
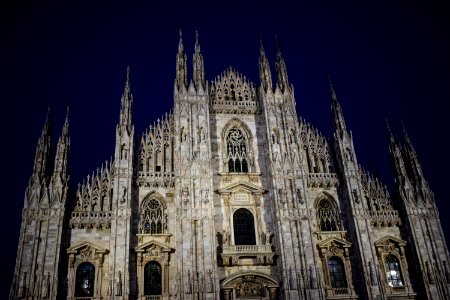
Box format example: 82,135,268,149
317,236,352,249
135,239,174,253
67,241,108,254
374,235,406,247
217,181,265,194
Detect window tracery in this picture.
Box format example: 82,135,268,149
226,128,249,173
316,196,340,231
140,199,166,234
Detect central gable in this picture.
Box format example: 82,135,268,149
210,67,260,114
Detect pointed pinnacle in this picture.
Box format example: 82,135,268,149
328,75,338,102
385,118,393,136
62,106,69,136
178,29,184,52
259,33,265,54
275,35,281,56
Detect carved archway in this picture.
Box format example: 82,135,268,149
135,240,175,299
66,242,108,300
221,271,279,300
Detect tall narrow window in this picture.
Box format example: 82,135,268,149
75,262,95,297
316,197,340,231
141,199,165,234
233,208,256,245
328,257,347,288
144,261,162,295
385,255,404,287
226,128,249,173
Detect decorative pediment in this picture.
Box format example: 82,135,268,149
67,241,108,257
374,236,406,253
317,236,352,249
135,239,174,255
317,237,352,257
217,181,265,195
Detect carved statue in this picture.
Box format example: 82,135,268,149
223,229,230,246
115,271,123,296
108,273,113,296
34,275,41,297
18,272,26,298
265,231,272,245
120,186,126,204
42,272,51,298
120,144,128,160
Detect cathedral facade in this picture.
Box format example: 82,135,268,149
10,32,450,300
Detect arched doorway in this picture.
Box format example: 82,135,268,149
221,271,279,300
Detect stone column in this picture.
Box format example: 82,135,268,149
164,253,170,296
68,254,75,299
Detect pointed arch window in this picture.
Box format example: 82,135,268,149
226,128,249,173
328,257,347,288
233,208,256,245
385,255,404,287
75,262,95,297
140,199,166,234
144,261,162,295
316,197,340,231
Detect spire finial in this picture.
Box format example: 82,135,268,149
385,118,392,135
275,34,281,55
195,30,199,45
178,29,184,52
63,106,70,134
328,75,337,101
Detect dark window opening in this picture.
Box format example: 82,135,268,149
75,262,95,297
328,256,347,288
233,208,256,245
144,261,162,295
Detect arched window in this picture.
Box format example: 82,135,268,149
75,262,95,297
385,255,404,287
144,261,162,295
328,257,347,288
233,208,256,245
226,128,249,173
316,197,340,231
141,199,165,234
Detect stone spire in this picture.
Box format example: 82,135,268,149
259,35,272,93
119,66,133,133
176,29,188,91
386,120,409,186
32,108,52,182
274,36,290,93
193,30,205,91
53,107,70,179
329,78,348,139
401,123,425,182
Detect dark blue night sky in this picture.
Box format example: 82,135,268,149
1,1,449,296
